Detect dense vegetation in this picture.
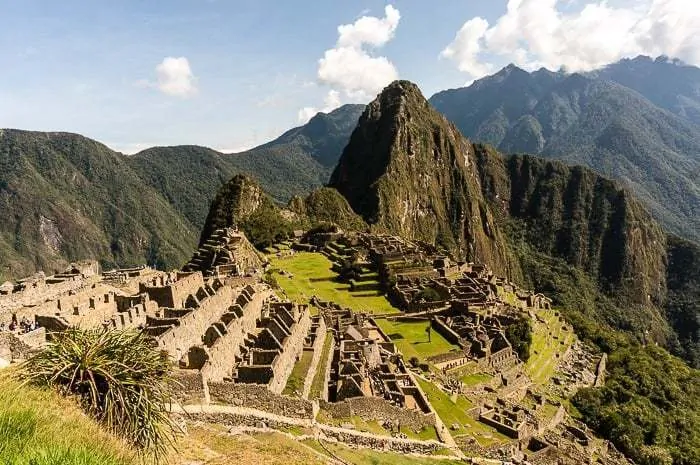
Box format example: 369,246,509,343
0,369,134,465
23,329,176,459
505,315,532,362
665,236,700,367
592,55,700,125
430,59,700,243
573,346,700,465
0,129,196,280
128,104,364,228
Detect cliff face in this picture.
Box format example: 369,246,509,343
199,174,286,249
329,81,515,278
474,147,668,307
329,80,680,348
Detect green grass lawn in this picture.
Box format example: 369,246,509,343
282,351,314,396
375,319,459,361
268,252,400,314
416,378,509,447
0,369,134,465
525,308,575,385
309,333,333,399
460,372,493,386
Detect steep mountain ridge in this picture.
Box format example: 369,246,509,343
0,129,196,278
430,61,700,242
592,55,700,125
329,80,691,354
329,81,515,278
128,104,364,228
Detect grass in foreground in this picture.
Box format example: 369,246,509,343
375,319,459,360
23,328,176,458
268,252,400,314
0,368,134,465
173,426,327,465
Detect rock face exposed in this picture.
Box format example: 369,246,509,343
429,61,700,243
329,80,682,350
473,146,667,308
198,174,276,247
329,81,515,278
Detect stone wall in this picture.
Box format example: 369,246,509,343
267,305,312,394
208,382,314,418
321,332,335,402
199,290,266,382
153,285,235,360
302,319,327,399
180,407,443,455
170,369,206,403
141,272,204,308
431,317,463,346
0,328,45,362
318,425,442,455
320,397,436,432
0,276,87,324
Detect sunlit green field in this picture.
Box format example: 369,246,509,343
415,378,508,446
268,252,400,314
375,319,459,360
282,350,314,396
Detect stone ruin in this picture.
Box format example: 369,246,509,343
313,300,433,417
234,301,311,394
478,397,531,439
183,227,263,277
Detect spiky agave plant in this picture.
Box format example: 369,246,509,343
23,328,177,460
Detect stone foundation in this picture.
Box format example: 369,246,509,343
208,382,313,419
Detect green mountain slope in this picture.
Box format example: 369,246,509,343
592,55,700,125
329,81,515,278
429,61,700,242
127,104,364,228
0,129,196,279
330,80,698,363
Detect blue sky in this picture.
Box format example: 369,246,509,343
0,0,697,153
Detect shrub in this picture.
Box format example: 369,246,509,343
506,315,533,362
22,329,177,460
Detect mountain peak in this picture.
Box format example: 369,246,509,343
329,81,513,274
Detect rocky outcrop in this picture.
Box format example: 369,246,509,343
329,81,516,278
329,80,687,351
288,187,366,231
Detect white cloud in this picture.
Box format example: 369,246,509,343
298,5,400,122
441,0,700,80
154,57,197,97
298,90,342,123
106,142,155,155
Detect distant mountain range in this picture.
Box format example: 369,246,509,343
0,104,364,278
2,55,699,279
429,56,700,242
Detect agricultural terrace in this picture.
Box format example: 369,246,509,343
526,308,576,385
267,252,400,315
415,378,509,447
